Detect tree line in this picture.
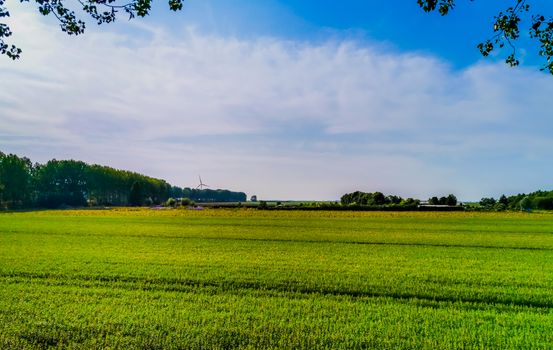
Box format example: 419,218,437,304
340,191,459,208
2,150,550,211
169,187,247,203
340,191,422,207
427,194,458,206
476,191,553,211
0,151,246,209
341,189,553,212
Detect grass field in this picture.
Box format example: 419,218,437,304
1,209,553,349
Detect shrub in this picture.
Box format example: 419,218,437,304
479,197,497,209
493,203,507,212
166,198,177,207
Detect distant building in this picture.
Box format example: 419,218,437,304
250,195,258,202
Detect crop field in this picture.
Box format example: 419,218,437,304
1,209,553,349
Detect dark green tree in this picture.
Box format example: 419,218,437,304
170,186,184,199
34,159,88,208
446,194,457,206
494,202,507,211
386,195,402,205
371,192,386,206
129,181,143,206
180,187,246,203
479,197,497,208
429,196,439,205
0,153,32,208
533,196,553,210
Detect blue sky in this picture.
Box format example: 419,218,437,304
1,0,553,200
143,0,549,67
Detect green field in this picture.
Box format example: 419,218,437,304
1,209,553,349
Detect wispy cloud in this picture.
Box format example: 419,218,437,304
1,4,553,200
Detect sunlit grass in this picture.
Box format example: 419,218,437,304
1,209,552,348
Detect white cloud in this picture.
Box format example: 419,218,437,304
1,3,553,200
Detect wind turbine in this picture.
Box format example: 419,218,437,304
196,175,209,190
